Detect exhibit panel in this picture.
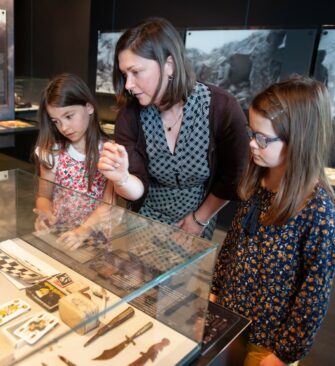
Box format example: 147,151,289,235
312,26,335,168
185,28,316,111
0,169,250,366
95,31,122,95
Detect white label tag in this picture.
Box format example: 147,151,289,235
0,171,8,181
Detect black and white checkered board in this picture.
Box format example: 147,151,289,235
0,250,46,284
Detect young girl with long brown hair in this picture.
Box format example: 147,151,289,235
34,73,114,249
211,75,335,366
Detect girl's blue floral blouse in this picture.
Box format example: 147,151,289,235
211,184,335,363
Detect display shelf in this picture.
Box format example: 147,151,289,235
0,169,250,366
1,238,200,366
0,120,38,134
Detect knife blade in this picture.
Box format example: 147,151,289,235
92,321,153,360
84,306,135,347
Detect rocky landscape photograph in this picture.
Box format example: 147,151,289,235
185,29,315,111
96,31,122,94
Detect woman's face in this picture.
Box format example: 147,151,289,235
248,107,286,170
118,49,173,107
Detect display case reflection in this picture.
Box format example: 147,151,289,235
0,170,219,365
32,176,217,344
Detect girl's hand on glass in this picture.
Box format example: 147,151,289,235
176,212,204,236
209,293,218,303
98,142,129,184
260,353,288,366
33,208,57,232
57,225,92,250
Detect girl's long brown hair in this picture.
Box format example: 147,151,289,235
35,73,108,191
239,75,334,225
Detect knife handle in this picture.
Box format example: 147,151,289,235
99,307,135,336
130,321,153,341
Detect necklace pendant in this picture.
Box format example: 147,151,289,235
167,127,172,131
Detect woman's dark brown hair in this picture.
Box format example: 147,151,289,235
239,75,334,225
35,73,108,191
113,17,196,110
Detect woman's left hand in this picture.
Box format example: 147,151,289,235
176,212,205,236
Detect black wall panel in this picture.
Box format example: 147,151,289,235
88,0,116,90
14,0,335,84
247,0,335,27
14,0,33,77
114,0,249,29
15,0,91,82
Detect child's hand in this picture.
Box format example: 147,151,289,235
260,353,289,366
33,208,57,232
57,225,92,250
98,142,129,184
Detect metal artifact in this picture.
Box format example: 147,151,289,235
84,306,135,347
127,338,170,366
93,321,153,360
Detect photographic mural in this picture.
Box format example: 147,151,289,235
0,9,7,105
185,29,316,111
313,28,335,167
95,31,122,94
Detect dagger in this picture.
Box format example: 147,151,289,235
93,321,154,360
83,306,135,347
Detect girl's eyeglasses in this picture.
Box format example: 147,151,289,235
246,125,281,149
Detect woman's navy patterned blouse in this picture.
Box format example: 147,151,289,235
211,184,335,363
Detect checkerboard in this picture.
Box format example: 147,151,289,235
0,249,46,284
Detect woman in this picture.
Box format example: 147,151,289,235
98,17,248,239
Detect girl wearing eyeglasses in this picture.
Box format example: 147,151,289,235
211,75,335,366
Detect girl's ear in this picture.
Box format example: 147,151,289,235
86,103,94,115
165,55,174,78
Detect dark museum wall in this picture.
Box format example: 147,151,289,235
14,0,91,81
14,0,335,87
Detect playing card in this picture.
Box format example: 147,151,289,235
3,315,34,348
47,273,73,290
14,312,59,345
0,299,31,326
26,280,66,312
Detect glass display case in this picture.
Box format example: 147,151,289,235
0,169,223,366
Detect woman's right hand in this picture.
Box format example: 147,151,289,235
98,142,129,184
33,208,57,232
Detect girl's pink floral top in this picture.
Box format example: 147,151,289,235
51,143,107,227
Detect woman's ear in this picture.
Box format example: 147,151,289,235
86,103,94,115
165,55,175,77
